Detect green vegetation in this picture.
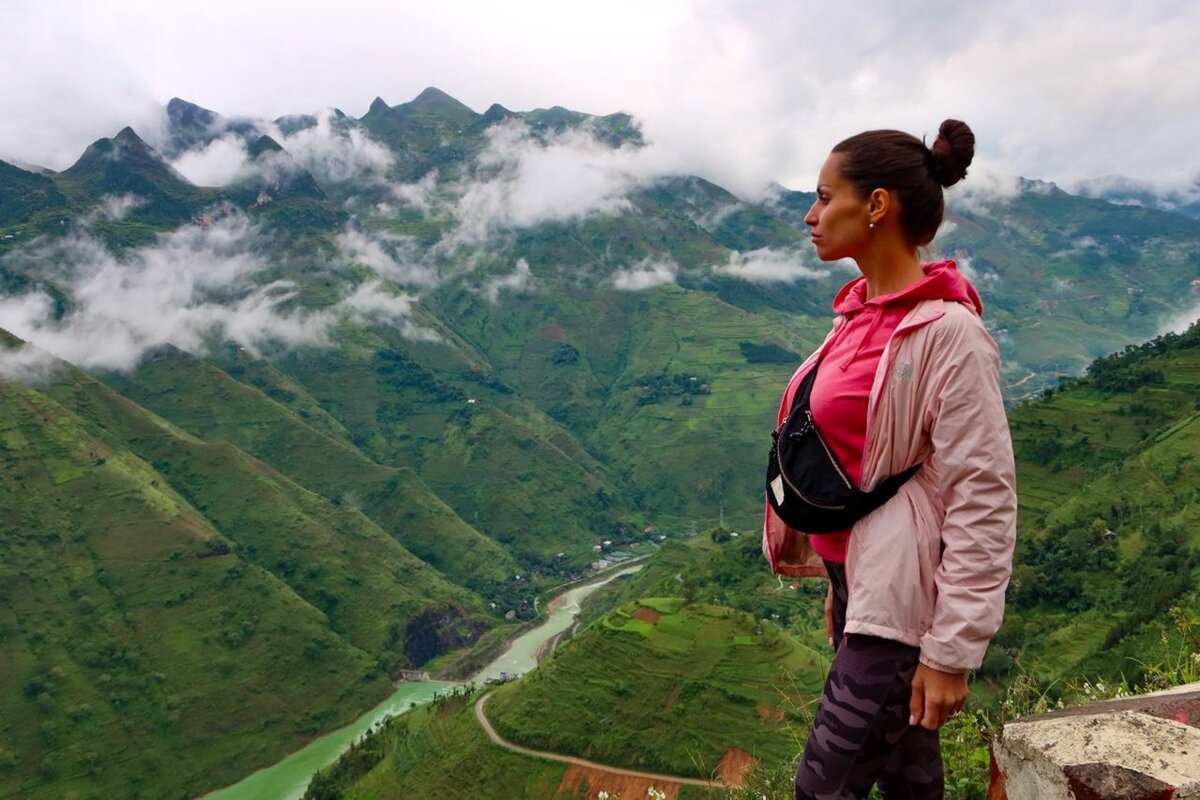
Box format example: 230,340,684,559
0,375,392,799
486,599,825,779
304,689,568,800
995,322,1200,685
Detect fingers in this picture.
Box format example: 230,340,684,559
908,672,925,727
909,665,968,730
824,583,835,649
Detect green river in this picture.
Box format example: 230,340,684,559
204,563,643,800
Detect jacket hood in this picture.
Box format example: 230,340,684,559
832,259,983,318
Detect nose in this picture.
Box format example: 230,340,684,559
804,201,819,227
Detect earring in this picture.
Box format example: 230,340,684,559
868,222,876,230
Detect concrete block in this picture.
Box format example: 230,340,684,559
990,682,1200,799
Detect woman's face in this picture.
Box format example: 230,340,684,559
804,153,872,262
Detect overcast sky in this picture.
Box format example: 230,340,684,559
2,0,1198,196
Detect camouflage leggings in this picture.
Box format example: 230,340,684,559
793,561,943,800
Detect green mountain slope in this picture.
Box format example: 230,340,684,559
0,160,70,229
57,127,214,228
308,596,826,798
486,599,825,779
304,690,570,800
98,345,524,598
256,326,637,563
0,374,393,800
991,322,1200,683
36,356,491,667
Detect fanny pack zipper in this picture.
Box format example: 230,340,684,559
774,410,852,510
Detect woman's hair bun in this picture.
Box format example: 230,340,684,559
928,119,975,187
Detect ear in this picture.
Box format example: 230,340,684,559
867,188,892,225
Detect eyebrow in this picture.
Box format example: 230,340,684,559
816,184,832,193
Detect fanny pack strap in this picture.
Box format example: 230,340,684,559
789,359,922,508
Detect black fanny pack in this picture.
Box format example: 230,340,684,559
765,363,921,533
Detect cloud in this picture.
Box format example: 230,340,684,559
170,134,252,186
946,166,1023,216
267,109,393,186
334,226,438,286
89,193,145,221
0,344,60,384
166,109,394,190
483,258,534,303
0,216,334,371
391,169,440,212
2,0,1198,200
1070,174,1200,214
1158,304,1200,336
612,257,678,291
955,254,999,285
449,121,640,244
338,280,439,341
713,248,829,283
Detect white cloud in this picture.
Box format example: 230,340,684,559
1071,174,1200,213
1159,303,1200,336
612,257,678,291
338,280,440,341
1,0,1198,199
449,121,646,244
483,258,534,303
713,248,829,283
946,167,1023,216
954,254,999,285
0,217,334,371
335,227,438,286
267,109,393,186
0,344,60,384
391,169,440,212
170,134,251,186
89,193,145,221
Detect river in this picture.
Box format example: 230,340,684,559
203,562,644,800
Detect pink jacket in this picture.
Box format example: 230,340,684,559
762,297,1017,672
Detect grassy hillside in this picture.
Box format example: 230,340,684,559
992,322,1200,684
485,599,825,780
304,596,829,799
303,690,570,800
0,376,393,800
100,347,524,598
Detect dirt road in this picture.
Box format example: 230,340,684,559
473,693,729,791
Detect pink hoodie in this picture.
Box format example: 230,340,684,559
807,261,983,562
762,260,1015,672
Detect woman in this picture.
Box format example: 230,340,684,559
762,120,1017,799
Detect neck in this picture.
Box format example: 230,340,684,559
855,242,924,300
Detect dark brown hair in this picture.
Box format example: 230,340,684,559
831,119,975,247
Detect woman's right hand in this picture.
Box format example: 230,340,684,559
825,581,835,649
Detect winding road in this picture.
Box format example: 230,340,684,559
473,693,730,790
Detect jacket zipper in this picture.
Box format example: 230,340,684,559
861,306,945,483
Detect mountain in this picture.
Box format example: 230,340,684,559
0,346,397,798
1073,174,1200,221
0,160,70,229
162,97,265,159
57,127,215,228
360,87,488,181
224,135,337,231
994,321,1200,683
